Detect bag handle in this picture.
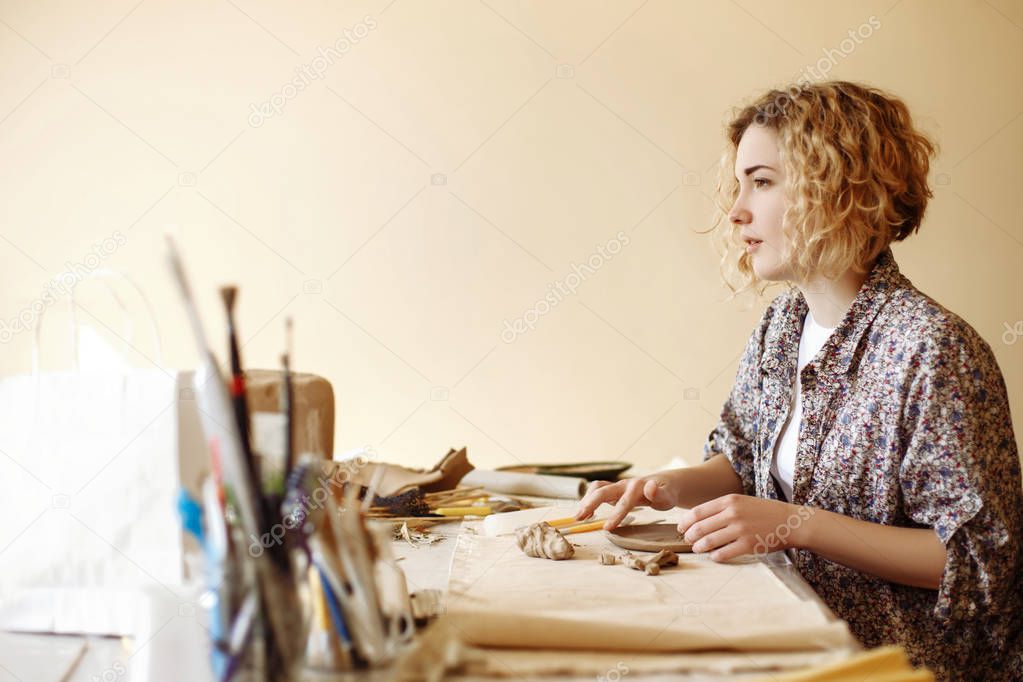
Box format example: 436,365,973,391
32,268,165,375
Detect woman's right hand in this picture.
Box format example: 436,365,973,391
574,473,682,530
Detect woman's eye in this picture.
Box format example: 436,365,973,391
753,177,771,188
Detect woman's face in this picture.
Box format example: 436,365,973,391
728,124,792,281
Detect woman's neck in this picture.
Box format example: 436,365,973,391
796,265,871,328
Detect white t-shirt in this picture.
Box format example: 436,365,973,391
770,311,837,502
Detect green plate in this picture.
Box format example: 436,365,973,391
496,461,632,481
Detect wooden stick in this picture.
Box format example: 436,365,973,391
423,486,485,501
561,520,605,535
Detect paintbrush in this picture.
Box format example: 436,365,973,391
281,317,294,480
220,285,283,570
165,236,299,669
219,287,253,456
421,486,486,506
368,489,432,517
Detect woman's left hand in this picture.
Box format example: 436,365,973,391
677,493,814,562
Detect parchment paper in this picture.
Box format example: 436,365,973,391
445,521,855,654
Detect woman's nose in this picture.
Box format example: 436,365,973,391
729,203,751,225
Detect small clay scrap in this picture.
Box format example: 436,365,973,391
621,552,645,571
598,551,618,566
649,549,679,568
395,521,444,548
618,549,679,575
515,522,574,560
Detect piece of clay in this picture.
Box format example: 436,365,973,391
515,522,574,560
621,549,678,575
622,551,646,572
649,549,679,568
598,551,618,565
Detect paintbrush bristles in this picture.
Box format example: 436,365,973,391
219,285,238,314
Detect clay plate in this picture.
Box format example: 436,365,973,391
605,522,693,553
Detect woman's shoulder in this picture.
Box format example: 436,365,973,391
877,281,1002,379
754,285,802,330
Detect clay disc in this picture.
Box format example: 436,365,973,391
605,522,693,553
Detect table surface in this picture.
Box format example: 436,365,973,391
2,517,852,682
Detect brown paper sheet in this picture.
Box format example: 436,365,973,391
343,447,474,497
445,524,856,654
459,646,854,678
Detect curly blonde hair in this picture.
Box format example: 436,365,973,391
709,80,937,296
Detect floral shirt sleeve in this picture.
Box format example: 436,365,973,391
701,247,1023,681
898,313,1023,652
701,302,774,497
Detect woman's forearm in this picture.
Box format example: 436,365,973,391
795,507,947,590
670,453,745,509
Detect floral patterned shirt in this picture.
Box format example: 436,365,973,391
703,247,1023,681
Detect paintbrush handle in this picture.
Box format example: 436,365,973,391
282,358,294,476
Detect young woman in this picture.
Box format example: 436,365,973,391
576,81,1022,680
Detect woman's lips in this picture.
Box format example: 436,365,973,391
745,239,763,252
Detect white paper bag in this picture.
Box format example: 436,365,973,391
0,272,209,635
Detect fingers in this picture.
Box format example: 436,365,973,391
575,480,617,520
677,493,736,535
679,508,732,545
676,493,753,562
689,526,740,554
708,539,750,563
643,478,678,511
578,476,677,527
605,479,647,530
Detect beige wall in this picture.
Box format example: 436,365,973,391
1,0,1020,471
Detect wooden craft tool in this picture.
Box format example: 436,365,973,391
434,506,492,517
